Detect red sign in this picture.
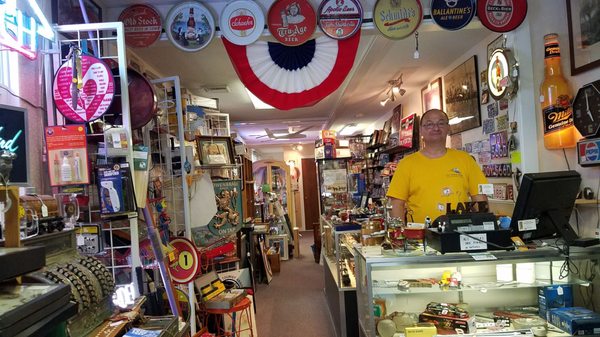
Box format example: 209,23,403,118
119,4,162,48
477,0,527,33
268,0,316,46
53,54,115,123
318,0,363,40
168,238,200,284
45,125,90,186
400,113,416,148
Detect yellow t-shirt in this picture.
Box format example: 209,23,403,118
386,149,487,223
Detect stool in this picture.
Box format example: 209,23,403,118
205,296,254,337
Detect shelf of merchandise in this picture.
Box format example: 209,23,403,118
354,245,599,337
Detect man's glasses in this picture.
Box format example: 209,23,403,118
422,121,449,129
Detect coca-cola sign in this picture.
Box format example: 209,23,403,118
220,0,265,46
318,0,363,40
268,0,316,46
118,4,162,48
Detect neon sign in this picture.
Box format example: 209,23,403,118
0,0,55,59
0,105,27,183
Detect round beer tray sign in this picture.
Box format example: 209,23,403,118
168,238,200,284
165,1,216,52
373,0,423,40
317,0,363,40
477,0,527,33
267,0,317,46
118,4,162,48
53,54,115,123
430,0,475,31
220,0,265,46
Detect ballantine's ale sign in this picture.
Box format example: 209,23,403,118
0,0,55,59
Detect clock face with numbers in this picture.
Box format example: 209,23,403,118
573,81,600,138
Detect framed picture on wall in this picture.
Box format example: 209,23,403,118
421,77,443,113
443,56,481,135
567,0,600,75
196,136,234,166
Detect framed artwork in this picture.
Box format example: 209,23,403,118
421,77,443,113
196,136,234,166
443,56,481,135
207,179,243,237
567,0,600,75
266,234,289,260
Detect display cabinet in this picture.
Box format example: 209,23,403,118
317,158,351,215
354,245,600,337
321,215,361,337
253,160,296,231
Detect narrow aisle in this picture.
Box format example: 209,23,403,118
255,231,336,337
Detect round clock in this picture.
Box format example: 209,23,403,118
487,48,519,100
573,80,600,138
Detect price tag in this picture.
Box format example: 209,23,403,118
557,286,563,295
470,252,498,261
41,204,48,217
112,133,122,148
460,233,488,251
76,235,84,246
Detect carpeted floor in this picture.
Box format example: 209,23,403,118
254,231,336,337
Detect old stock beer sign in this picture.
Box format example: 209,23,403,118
477,0,527,33
317,0,363,40
119,5,162,48
220,0,265,45
373,0,423,40
268,0,316,46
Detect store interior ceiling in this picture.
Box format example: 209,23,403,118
100,0,494,147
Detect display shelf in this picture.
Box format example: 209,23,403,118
575,199,600,205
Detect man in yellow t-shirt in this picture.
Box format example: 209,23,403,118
387,109,488,223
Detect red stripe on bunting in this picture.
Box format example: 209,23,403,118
222,33,361,111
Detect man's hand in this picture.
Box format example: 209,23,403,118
389,197,407,222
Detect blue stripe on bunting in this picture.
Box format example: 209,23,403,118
268,39,316,71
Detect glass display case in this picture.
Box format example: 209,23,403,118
355,245,599,337
317,158,351,215
252,160,296,232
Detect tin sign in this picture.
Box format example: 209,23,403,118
268,0,316,46
373,0,423,40
165,1,216,52
168,238,200,284
317,0,363,40
118,4,162,48
220,0,265,46
53,55,115,123
578,138,600,167
430,0,475,31
477,0,527,33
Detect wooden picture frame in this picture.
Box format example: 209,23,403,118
567,0,600,75
443,56,481,135
195,136,234,166
421,77,443,113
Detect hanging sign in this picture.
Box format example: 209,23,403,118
268,0,316,46
0,0,55,59
53,54,115,123
220,0,265,46
0,105,27,184
45,125,90,186
477,0,527,33
118,4,162,48
430,0,475,31
168,238,200,284
165,1,215,52
208,180,243,236
317,0,363,40
373,0,422,40
487,48,519,100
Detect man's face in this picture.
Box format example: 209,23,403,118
420,110,449,143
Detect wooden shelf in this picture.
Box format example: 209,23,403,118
575,199,600,206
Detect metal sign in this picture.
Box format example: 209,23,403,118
373,0,423,40
430,0,476,31
165,1,216,52
168,238,200,284
119,4,162,48
220,0,265,46
317,0,363,40
268,0,317,46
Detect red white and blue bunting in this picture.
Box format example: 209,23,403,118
222,32,360,110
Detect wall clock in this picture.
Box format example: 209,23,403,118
573,80,600,138
487,48,518,100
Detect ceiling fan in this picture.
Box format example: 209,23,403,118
251,125,313,140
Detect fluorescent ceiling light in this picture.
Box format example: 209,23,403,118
245,88,274,110
339,123,360,136
448,116,474,125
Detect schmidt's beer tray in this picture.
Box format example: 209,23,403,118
577,138,600,167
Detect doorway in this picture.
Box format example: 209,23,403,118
301,158,319,231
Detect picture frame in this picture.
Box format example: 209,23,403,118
443,56,481,135
421,77,443,113
266,234,289,260
196,136,234,166
566,0,600,75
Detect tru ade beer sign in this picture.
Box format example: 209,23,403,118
0,0,55,59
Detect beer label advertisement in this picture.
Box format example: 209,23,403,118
220,0,265,46
317,0,363,40
430,0,475,31
207,180,243,237
477,0,527,33
373,0,423,40
118,4,162,48
268,0,316,46
165,2,215,52
543,95,574,135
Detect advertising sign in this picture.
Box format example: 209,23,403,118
317,0,363,40
168,238,200,284
119,4,162,48
578,138,600,167
373,0,422,40
477,0,527,33
430,0,475,31
45,125,90,186
165,1,215,52
0,105,27,184
268,0,316,46
220,0,265,46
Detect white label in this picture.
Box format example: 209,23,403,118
460,233,487,250
482,221,496,230
41,204,48,217
208,154,227,164
557,286,563,295
76,235,84,246
518,219,537,231
478,183,494,195
471,252,498,261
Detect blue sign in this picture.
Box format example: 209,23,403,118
430,0,476,31
0,105,27,183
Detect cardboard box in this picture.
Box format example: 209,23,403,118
549,307,600,335
419,313,475,335
539,285,573,320
267,253,280,273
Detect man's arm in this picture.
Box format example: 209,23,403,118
389,197,407,223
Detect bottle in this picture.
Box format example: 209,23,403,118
540,33,576,149
73,152,81,181
187,8,196,30
53,153,60,183
61,154,72,182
